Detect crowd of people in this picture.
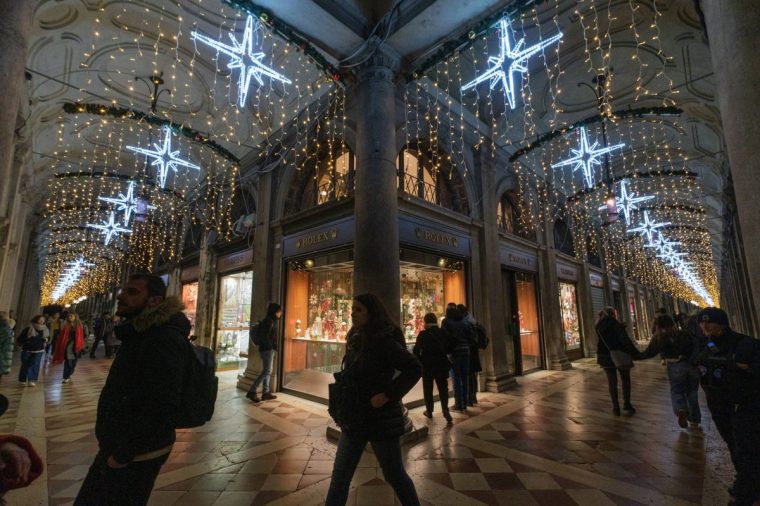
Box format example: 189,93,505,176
1,282,758,505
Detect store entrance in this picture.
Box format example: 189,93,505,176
281,249,466,401
503,270,542,374
215,270,253,371
559,281,584,360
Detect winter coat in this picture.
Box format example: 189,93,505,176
95,297,192,464
0,320,13,375
339,326,421,440
51,323,85,364
17,325,49,353
442,316,474,356
695,328,760,405
253,316,279,352
642,329,698,361
595,316,642,368
413,325,452,378
464,314,483,373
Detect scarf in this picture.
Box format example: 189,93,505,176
52,323,85,364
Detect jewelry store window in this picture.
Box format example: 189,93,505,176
215,270,253,371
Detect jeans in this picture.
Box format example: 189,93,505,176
325,432,420,506
90,335,111,358
64,357,78,379
603,367,632,408
249,349,275,395
450,352,470,411
75,450,169,505
422,374,449,414
666,361,701,424
19,352,44,382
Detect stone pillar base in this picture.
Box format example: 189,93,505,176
326,424,429,446
484,373,517,392
549,356,572,371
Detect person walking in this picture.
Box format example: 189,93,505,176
413,312,453,423
246,303,282,403
46,311,63,362
89,312,112,358
596,307,642,416
105,315,121,357
75,274,193,506
0,313,13,384
459,304,487,407
325,293,421,506
442,305,473,413
694,307,760,506
51,313,86,384
16,316,50,387
641,315,701,429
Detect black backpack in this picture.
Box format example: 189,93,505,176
176,342,218,429
474,323,489,350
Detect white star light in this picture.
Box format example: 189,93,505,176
52,255,94,301
551,127,626,188
598,179,654,224
87,211,132,245
126,126,200,189
627,210,670,244
99,180,138,225
461,18,563,110
191,15,292,107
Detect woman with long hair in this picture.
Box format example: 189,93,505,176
52,312,86,383
17,315,50,386
325,294,422,506
596,307,642,416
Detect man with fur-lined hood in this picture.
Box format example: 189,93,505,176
75,274,192,506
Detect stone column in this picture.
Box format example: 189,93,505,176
238,173,274,391
538,229,571,369
702,1,760,327
473,146,515,391
577,262,598,357
194,234,218,349
352,50,401,322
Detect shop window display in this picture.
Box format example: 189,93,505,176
400,267,445,340
181,282,198,336
215,270,253,370
559,282,582,351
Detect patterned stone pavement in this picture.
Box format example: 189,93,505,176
0,354,736,505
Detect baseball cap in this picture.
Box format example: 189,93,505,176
697,307,729,326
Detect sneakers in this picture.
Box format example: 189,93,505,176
677,409,688,428
422,410,432,419
62,378,71,384
19,381,27,386
688,421,702,430
245,392,260,403
262,393,277,401
27,382,36,387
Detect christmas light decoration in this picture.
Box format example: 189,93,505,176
551,126,625,188
461,17,563,110
597,179,654,224
126,126,201,189
191,15,292,107
627,211,671,245
98,180,140,225
87,211,132,245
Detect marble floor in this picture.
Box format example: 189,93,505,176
0,355,735,505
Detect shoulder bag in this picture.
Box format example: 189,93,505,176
596,329,634,370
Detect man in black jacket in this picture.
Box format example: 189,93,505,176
695,307,760,506
246,302,282,403
75,274,191,506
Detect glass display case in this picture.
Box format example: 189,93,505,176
181,282,198,336
215,270,253,370
559,282,582,351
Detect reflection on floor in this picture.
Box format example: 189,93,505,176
0,354,735,505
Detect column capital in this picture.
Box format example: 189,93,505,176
356,45,402,85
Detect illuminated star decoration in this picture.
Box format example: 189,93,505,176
98,180,138,225
191,15,292,107
461,17,563,110
126,126,200,189
51,255,94,301
627,210,670,244
551,126,626,188
598,179,654,224
87,211,132,245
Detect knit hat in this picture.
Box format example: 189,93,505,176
697,307,729,326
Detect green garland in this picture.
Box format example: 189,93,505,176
223,0,343,83
509,106,683,163
408,0,545,81
62,102,240,165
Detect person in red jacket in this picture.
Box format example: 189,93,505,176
0,394,44,503
52,312,86,383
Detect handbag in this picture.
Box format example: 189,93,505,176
328,354,360,427
596,329,634,369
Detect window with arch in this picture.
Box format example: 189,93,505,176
554,218,575,256
497,190,534,241
286,147,355,215
397,142,469,215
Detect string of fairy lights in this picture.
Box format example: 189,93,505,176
40,0,340,305
38,0,719,308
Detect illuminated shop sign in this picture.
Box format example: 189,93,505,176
296,229,338,249
556,261,579,282
399,216,470,256
282,217,355,257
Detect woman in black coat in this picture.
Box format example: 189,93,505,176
596,307,643,416
413,313,453,422
325,293,422,506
